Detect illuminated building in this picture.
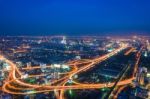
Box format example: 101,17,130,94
61,36,67,44
146,40,150,51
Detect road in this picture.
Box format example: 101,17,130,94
0,43,140,98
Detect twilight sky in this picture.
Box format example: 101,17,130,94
0,0,150,36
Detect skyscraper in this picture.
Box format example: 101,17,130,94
146,40,150,51
61,36,67,44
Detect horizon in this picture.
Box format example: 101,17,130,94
0,32,150,36
0,0,150,35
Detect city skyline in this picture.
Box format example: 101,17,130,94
0,0,150,99
0,36,149,99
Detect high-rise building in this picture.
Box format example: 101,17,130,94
27,62,31,68
144,51,148,57
146,40,150,51
61,36,67,44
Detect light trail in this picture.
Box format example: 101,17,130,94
113,85,127,99
0,43,140,96
124,47,135,56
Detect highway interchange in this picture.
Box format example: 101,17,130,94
0,43,143,99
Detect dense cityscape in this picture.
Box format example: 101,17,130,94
0,36,149,99
1,0,150,98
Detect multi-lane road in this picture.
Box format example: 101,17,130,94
0,43,142,99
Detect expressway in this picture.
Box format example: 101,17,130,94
124,47,135,56
0,43,141,98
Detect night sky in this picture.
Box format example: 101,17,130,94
0,0,150,36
